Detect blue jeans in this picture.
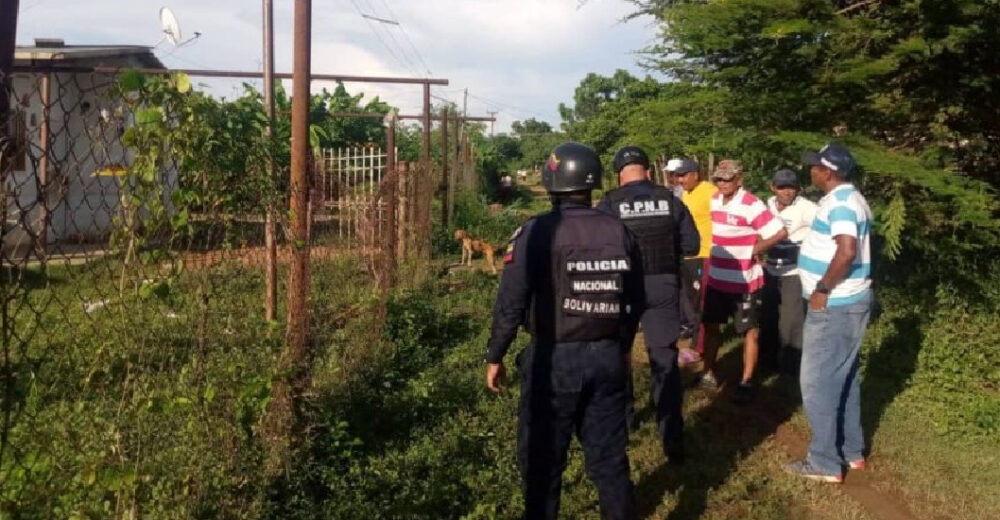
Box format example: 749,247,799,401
800,290,872,475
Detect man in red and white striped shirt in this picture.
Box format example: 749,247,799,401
698,160,788,404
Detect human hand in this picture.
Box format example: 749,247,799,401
486,362,505,394
809,291,828,311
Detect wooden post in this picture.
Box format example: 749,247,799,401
440,107,449,229
383,111,397,288
397,161,409,261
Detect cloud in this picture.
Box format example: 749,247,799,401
14,0,659,132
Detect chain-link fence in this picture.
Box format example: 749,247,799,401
0,67,434,517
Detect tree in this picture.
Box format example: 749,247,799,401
631,0,1000,179
511,118,552,136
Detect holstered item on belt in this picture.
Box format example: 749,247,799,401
767,240,800,268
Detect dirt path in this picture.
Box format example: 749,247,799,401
629,335,930,520
772,422,922,520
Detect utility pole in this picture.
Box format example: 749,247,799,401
462,88,468,120
486,110,498,136
262,0,277,322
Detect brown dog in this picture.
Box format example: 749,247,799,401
454,229,497,274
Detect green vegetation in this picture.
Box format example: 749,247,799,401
4,1,1000,518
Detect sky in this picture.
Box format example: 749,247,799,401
14,0,661,133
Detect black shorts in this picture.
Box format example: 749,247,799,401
702,286,762,334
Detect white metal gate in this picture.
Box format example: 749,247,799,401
313,146,392,248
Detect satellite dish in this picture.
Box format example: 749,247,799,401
160,7,182,46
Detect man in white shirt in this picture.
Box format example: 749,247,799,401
760,169,818,375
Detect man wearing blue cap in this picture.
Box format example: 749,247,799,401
785,143,873,484
761,169,817,375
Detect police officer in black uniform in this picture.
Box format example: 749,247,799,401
597,146,700,463
485,142,644,520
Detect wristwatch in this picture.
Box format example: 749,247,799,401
815,281,831,295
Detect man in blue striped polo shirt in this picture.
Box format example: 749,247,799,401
785,143,873,484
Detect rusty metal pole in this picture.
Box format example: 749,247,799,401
439,106,449,229
37,73,50,262
262,0,278,322
265,0,311,474
0,0,19,160
421,83,431,165
0,0,16,478
287,0,312,358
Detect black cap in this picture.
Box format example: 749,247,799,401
772,169,800,187
666,158,700,174
613,146,650,173
802,143,857,177
542,142,602,193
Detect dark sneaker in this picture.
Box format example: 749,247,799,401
733,382,754,405
784,460,844,483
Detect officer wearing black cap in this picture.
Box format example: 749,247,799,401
596,145,700,463
485,142,645,520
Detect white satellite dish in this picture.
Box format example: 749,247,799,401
160,7,182,46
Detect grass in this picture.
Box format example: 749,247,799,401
861,384,1000,520
4,238,999,519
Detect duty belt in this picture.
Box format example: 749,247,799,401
766,257,797,268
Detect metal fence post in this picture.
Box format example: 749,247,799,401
262,0,278,322
264,0,311,475
0,0,18,478
36,73,50,262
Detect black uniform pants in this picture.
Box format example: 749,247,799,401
518,340,635,520
760,272,805,375
628,274,684,457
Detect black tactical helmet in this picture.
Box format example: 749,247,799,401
542,142,602,193
613,145,650,173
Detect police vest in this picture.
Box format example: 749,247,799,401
606,185,679,275
526,207,632,344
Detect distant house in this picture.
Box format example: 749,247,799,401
2,39,164,262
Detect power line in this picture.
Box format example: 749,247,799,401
345,0,420,77
378,0,433,76
466,92,550,120
361,0,424,78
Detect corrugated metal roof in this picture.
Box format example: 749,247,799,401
14,42,164,68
